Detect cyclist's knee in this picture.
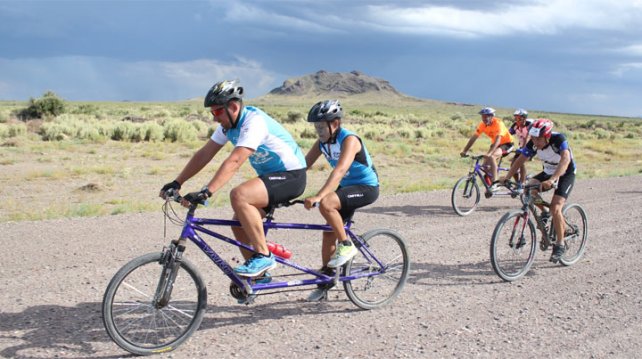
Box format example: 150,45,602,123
318,196,339,214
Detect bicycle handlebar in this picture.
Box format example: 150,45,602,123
164,191,318,209
460,153,485,160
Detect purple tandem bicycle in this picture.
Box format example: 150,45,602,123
102,191,410,355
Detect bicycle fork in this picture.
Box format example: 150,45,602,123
153,239,186,308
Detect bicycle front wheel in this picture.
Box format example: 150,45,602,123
451,175,480,216
102,252,207,356
490,210,537,282
343,229,410,310
559,203,588,266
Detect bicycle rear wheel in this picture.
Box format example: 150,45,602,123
343,229,410,310
559,203,588,266
102,252,207,355
452,175,480,216
490,210,537,282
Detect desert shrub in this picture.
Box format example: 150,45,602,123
140,122,164,142
163,119,198,142
580,119,596,129
71,104,99,116
0,110,9,123
178,106,193,117
96,122,115,139
112,122,137,141
154,109,171,118
18,91,66,119
8,122,27,137
594,128,611,140
39,122,68,141
0,124,9,138
76,123,102,141
450,112,465,121
299,128,317,139
190,120,210,137
283,111,303,124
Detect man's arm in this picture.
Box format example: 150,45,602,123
543,149,571,189
204,146,254,194
175,139,223,185
461,135,478,156
487,135,502,156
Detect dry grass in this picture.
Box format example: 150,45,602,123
1,98,641,222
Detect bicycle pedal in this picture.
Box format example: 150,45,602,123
239,294,257,305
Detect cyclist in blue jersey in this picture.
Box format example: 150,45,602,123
160,80,307,279
500,118,576,263
302,100,379,301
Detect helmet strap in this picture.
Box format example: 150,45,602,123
226,101,243,129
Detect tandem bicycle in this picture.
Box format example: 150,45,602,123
102,191,410,355
451,153,517,216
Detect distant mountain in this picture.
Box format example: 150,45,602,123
267,70,405,97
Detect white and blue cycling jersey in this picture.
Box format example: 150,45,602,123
521,132,576,176
211,106,306,175
319,127,378,187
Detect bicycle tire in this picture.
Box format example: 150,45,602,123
490,210,537,282
102,252,207,356
343,229,410,310
559,203,589,266
451,175,480,216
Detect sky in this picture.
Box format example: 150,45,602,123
1,0,642,117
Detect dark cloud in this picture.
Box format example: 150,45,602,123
0,1,641,116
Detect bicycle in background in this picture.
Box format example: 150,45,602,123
451,154,515,216
489,182,588,282
102,192,410,355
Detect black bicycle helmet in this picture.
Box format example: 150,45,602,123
204,79,244,107
307,100,343,122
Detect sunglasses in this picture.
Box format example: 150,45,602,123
211,107,226,117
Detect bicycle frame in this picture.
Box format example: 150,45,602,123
512,184,554,246
466,155,512,195
176,206,385,297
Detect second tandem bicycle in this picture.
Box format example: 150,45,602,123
451,153,517,216
101,191,411,356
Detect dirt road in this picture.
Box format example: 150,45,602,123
1,176,641,358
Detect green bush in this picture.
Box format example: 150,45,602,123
299,128,317,139
594,128,611,140
71,104,99,116
0,124,9,138
450,112,465,121
0,110,9,123
19,91,66,119
141,122,165,142
112,122,137,141
283,111,303,124
163,119,198,142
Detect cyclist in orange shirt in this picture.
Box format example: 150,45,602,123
460,107,514,191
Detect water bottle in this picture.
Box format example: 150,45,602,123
484,174,492,186
267,241,292,259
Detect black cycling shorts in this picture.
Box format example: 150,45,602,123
499,143,514,156
259,168,306,211
533,171,575,199
336,185,379,222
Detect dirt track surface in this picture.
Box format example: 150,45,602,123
1,176,641,358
